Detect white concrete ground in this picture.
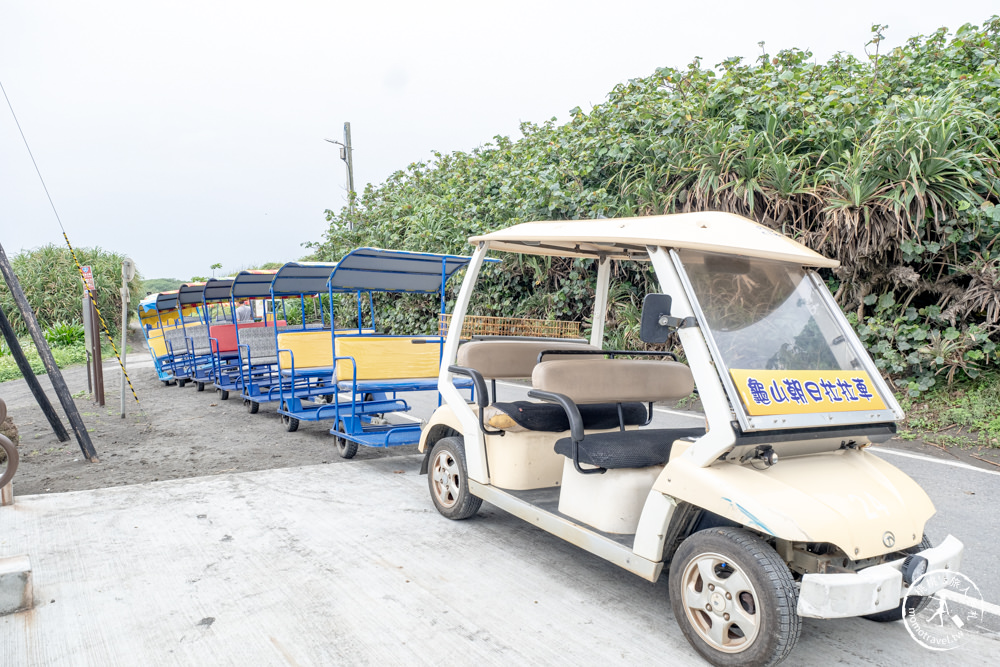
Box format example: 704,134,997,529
1,456,998,666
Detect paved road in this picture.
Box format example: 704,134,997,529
2,375,998,665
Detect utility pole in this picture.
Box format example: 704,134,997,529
343,122,355,215
326,122,356,229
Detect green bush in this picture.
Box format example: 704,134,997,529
44,321,86,348
311,17,1000,395
0,245,143,340
0,340,87,383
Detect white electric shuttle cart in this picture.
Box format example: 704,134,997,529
418,212,964,666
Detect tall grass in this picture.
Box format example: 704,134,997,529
0,245,143,338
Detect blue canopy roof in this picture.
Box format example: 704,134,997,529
271,262,339,296
326,248,479,294
203,278,234,303
231,270,278,299
178,282,208,306
154,291,179,312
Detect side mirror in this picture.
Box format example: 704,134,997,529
640,293,674,344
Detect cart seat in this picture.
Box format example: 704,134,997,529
486,400,647,433
532,357,696,471
554,427,706,469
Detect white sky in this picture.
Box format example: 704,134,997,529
1,1,996,281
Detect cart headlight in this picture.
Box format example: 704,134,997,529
902,554,928,585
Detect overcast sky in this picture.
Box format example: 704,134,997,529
2,1,996,282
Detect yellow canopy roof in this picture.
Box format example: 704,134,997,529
469,212,838,268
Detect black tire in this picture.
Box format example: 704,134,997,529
427,437,482,520
280,402,299,433
178,379,188,388
197,382,205,392
245,399,259,415
863,535,933,622
335,420,358,459
0,434,19,489
669,527,800,667
220,390,229,401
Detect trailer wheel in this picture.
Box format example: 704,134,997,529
245,399,259,414
196,382,205,392
335,420,358,459
280,402,299,433
428,437,482,520
669,527,800,667
219,390,229,400
863,535,933,622
178,379,188,388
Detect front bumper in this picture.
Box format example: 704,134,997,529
797,534,964,619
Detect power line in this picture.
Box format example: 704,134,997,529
0,79,140,406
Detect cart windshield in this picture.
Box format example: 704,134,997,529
678,250,891,421
680,251,857,372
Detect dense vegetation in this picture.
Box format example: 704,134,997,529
311,18,1000,399
0,245,143,340
143,278,184,294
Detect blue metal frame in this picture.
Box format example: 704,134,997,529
268,262,343,416
230,270,287,411
278,248,490,451
138,293,176,383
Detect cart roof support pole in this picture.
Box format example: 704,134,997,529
0,241,99,461
0,303,70,442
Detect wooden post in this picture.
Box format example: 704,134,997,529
0,305,70,442
90,299,104,407
0,242,98,462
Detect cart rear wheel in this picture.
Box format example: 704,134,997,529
428,437,482,520
335,420,358,459
178,379,188,388
280,402,299,433
197,382,205,392
863,535,934,622
219,390,229,400
669,527,800,666
245,399,259,414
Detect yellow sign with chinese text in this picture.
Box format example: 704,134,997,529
729,369,887,416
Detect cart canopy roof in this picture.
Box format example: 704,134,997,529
327,248,480,294
178,282,208,306
271,262,338,296
231,270,278,299
470,212,838,268
203,278,234,303
154,291,179,312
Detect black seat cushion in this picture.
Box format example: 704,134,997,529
491,401,647,432
554,427,707,469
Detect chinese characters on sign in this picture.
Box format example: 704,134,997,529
730,370,886,416
80,266,96,293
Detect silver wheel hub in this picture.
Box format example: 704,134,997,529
431,451,459,508
681,552,760,653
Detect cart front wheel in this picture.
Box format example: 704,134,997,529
428,437,482,520
669,527,800,667
335,420,358,459
219,390,229,400
245,399,259,414
197,382,205,392
178,379,188,388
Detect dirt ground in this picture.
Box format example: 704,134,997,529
1,334,999,496
0,333,418,495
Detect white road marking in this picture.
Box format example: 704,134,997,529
871,447,1000,478
939,588,1000,617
